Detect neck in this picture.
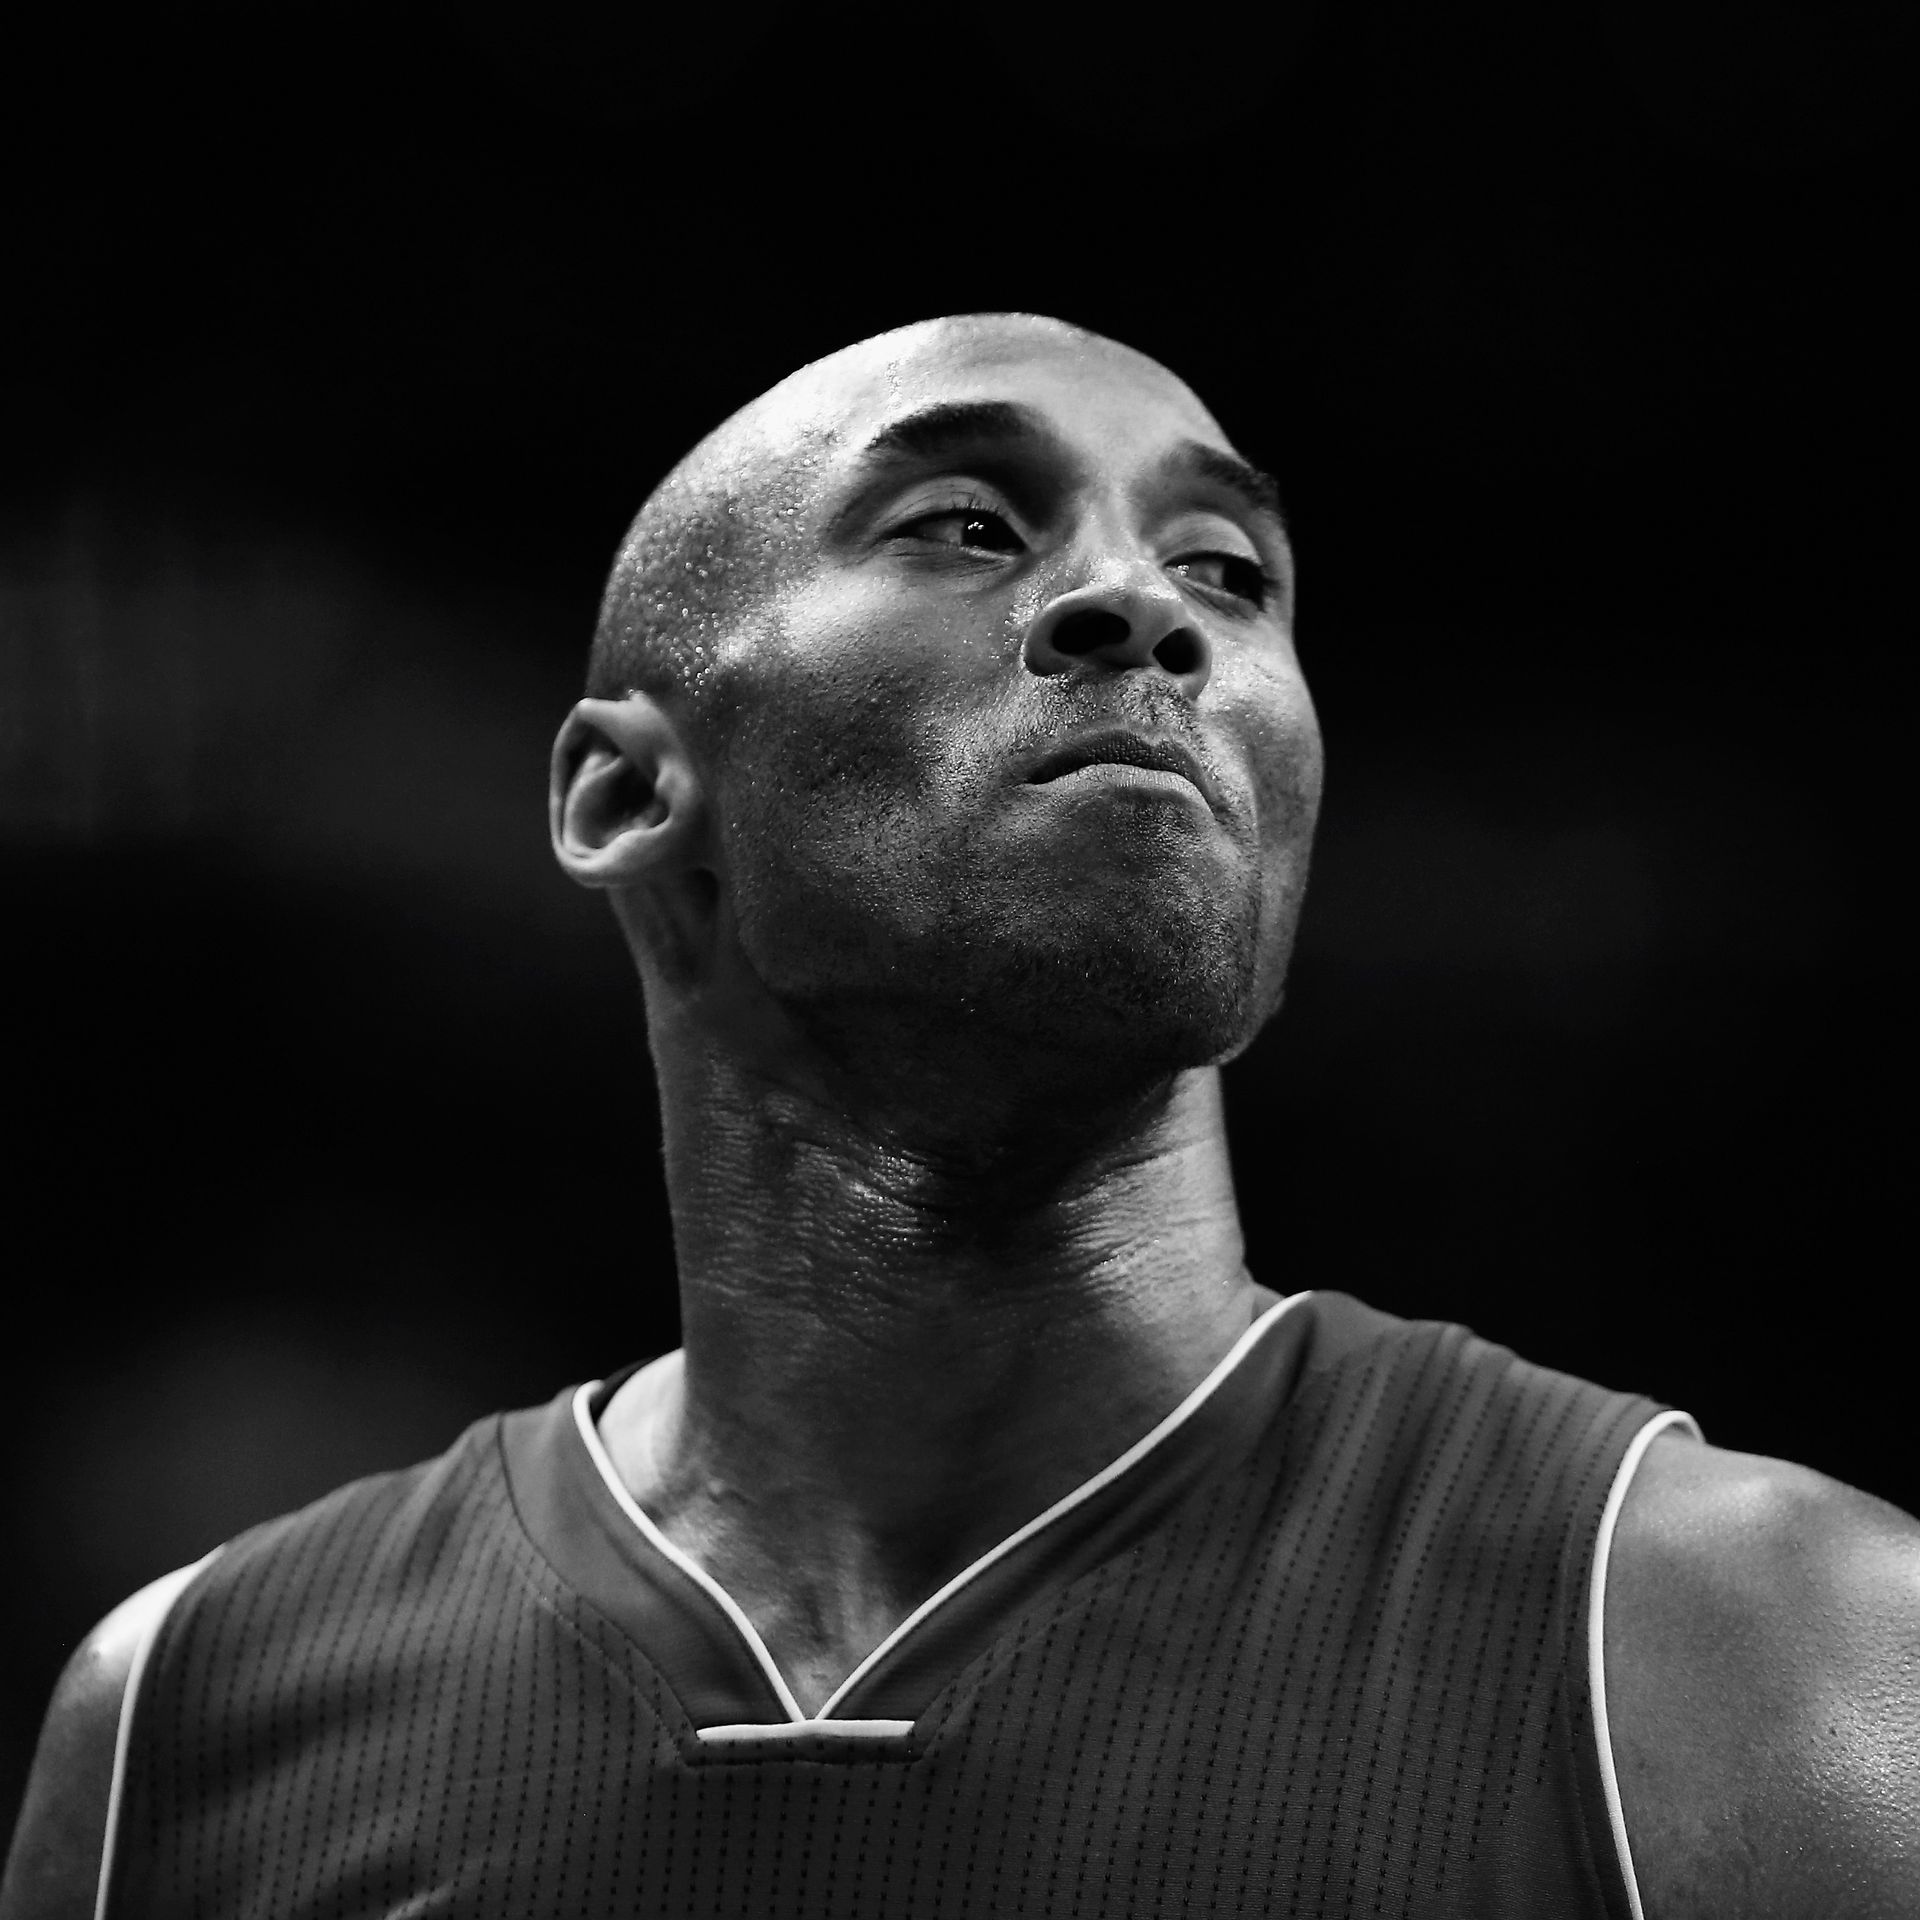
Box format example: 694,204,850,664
601,1027,1261,1711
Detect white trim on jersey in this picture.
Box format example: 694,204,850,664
575,1288,1309,1736
696,1719,916,1744
574,1367,810,1722
96,1548,225,1920
1588,1407,1704,1920
816,1290,1307,1720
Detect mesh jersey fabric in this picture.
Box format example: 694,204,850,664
107,1290,1674,1919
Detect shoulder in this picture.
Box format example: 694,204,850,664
0,1564,209,1920
1605,1430,1920,1919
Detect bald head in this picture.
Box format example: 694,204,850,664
557,307,1317,1105
586,314,1137,714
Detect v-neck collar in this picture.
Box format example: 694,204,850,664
502,1288,1313,1745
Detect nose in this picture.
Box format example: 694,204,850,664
1022,577,1212,698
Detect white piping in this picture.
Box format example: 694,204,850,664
696,1718,914,1744
1587,1408,1703,1920
573,1379,807,1721
95,1548,224,1920
817,1290,1308,1716
577,1291,1308,1731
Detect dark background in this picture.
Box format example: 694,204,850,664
3,0,1909,1834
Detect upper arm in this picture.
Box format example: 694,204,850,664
1605,1432,1920,1920
0,1568,203,1920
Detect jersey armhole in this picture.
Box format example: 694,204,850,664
1587,1409,1702,1920
94,1550,223,1920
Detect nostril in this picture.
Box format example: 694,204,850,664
1154,629,1203,677
1051,608,1131,656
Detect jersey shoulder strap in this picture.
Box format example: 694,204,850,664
93,1553,224,1918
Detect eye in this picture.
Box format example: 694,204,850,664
898,500,1026,555
1170,551,1275,609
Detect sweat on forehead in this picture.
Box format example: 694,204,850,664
584,312,1199,708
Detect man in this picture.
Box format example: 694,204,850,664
5,313,1916,1918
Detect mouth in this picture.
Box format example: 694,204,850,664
1025,729,1220,807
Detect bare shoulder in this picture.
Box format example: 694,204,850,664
1605,1430,1920,1920
0,1569,204,1920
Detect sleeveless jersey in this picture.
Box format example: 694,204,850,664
102,1290,1692,1918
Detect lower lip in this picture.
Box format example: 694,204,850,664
1031,762,1206,799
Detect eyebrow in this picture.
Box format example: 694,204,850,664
1162,441,1290,537
854,399,1054,469
833,398,1290,541
823,401,1063,535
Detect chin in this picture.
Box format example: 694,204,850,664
732,817,1296,1089
964,885,1273,1079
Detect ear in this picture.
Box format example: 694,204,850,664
549,695,707,890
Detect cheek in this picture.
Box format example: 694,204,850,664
705,624,1002,958
709,579,1015,827
1217,652,1324,847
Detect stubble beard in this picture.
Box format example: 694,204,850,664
734,799,1278,1131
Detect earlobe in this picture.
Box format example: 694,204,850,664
549,696,706,890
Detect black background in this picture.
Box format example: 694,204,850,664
2,0,1910,1835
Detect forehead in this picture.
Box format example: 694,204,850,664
746,321,1234,504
